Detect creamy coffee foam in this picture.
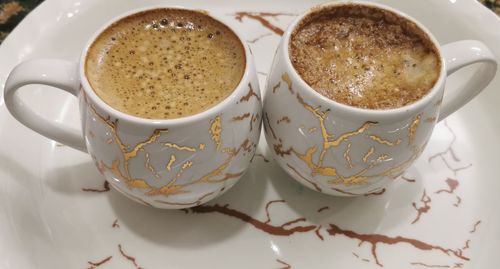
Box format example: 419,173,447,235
290,5,441,110
85,9,245,119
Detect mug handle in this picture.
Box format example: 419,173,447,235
3,59,87,152
439,40,497,121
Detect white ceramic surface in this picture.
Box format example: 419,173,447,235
263,1,497,196
0,0,499,268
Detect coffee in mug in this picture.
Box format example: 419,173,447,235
289,5,440,110
86,9,246,119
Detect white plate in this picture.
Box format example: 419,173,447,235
1,0,499,268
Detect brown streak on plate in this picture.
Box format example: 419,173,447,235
247,32,273,43
410,262,450,268
185,202,471,267
118,244,144,269
190,204,317,236
276,258,292,269
470,220,481,233
263,200,285,224
317,206,329,213
401,176,416,183
327,223,470,267
411,190,431,224
435,178,459,194
82,181,110,193
428,121,472,175
364,188,386,196
86,256,112,269
315,225,324,241
280,217,307,228
453,196,462,207
233,12,296,36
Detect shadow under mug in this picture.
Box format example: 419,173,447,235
3,7,262,209
263,1,497,196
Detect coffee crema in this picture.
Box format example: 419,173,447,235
289,5,441,110
86,9,245,119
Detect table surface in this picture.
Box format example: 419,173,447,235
0,0,499,44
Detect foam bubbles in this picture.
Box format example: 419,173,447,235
85,9,245,119
290,5,440,110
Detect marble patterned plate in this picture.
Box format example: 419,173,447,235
1,0,499,268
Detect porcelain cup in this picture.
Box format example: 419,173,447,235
4,7,262,208
263,1,497,196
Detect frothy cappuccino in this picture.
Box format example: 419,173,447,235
86,9,246,119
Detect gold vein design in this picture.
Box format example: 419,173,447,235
294,146,337,177
343,143,354,168
330,165,372,185
90,106,252,199
362,147,375,163
182,161,193,169
282,72,293,93
330,147,420,186
164,143,196,152
163,142,249,194
378,146,422,178
145,153,160,180
204,171,245,183
166,154,176,171
145,139,252,196
146,160,193,196
90,106,167,179
272,93,426,187
295,93,376,174
102,159,151,190
155,191,216,207
377,154,389,162
209,116,222,151
368,135,401,146
408,114,422,145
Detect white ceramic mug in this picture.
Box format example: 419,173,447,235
3,7,262,209
264,1,497,196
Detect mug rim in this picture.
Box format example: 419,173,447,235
281,0,447,121
79,6,253,126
